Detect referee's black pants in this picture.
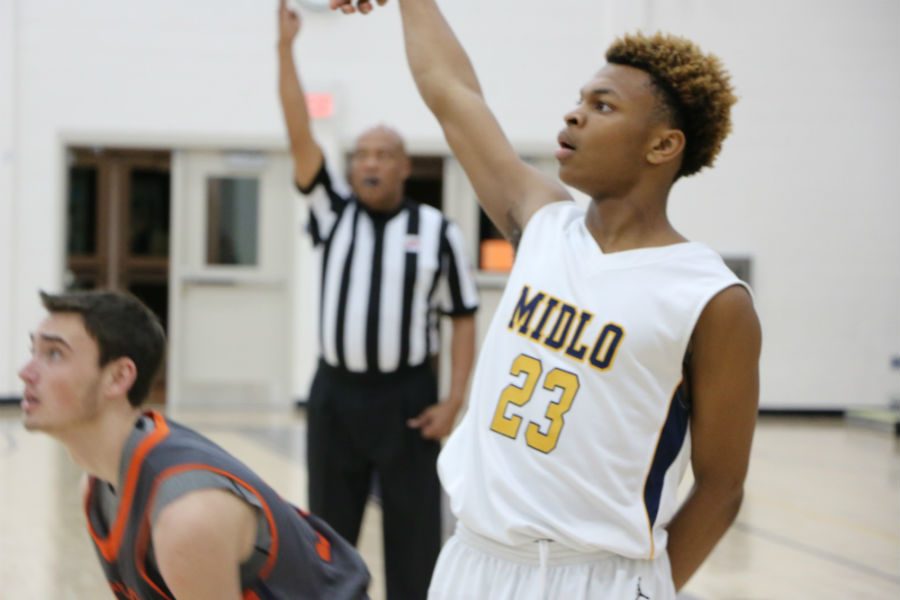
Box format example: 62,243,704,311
307,360,442,600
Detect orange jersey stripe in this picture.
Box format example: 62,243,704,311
84,411,170,563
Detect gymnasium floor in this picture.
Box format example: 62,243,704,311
1,406,897,599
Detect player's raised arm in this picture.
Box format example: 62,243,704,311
278,0,324,188
395,0,570,243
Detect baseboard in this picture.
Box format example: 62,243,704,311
758,408,846,417
846,408,900,436
0,396,21,406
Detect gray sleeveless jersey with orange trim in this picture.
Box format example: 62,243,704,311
84,411,370,600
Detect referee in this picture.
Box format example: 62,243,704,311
277,4,478,599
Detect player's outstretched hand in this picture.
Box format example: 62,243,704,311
330,0,389,16
278,0,301,45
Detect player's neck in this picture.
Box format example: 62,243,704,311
585,192,685,254
61,405,143,491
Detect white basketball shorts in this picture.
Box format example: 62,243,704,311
428,524,676,600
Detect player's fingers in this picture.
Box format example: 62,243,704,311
358,1,372,15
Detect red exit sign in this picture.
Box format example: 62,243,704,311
306,93,334,120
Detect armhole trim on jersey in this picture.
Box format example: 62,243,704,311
641,378,690,560
85,410,170,563
135,464,281,598
682,280,752,355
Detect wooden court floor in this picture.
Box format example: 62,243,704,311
1,406,897,599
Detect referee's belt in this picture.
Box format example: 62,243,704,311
317,358,435,383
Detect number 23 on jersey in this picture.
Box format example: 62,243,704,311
489,354,581,454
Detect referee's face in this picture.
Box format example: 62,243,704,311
350,127,411,213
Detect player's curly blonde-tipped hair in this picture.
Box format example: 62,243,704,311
606,32,736,178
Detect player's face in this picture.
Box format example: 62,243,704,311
18,313,104,434
349,127,411,212
556,64,662,198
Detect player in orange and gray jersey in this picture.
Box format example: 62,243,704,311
20,289,370,599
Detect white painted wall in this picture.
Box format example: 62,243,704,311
654,0,900,409
1,0,898,409
1,0,17,395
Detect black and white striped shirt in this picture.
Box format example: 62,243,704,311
297,160,479,374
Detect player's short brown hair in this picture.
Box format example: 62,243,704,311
40,290,166,407
606,32,736,178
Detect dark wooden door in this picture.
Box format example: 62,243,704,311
65,147,171,405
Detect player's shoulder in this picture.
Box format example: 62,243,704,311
671,241,746,282
520,200,582,242
152,487,256,552
692,283,761,377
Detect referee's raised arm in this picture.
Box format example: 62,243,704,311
276,6,480,596
277,0,324,190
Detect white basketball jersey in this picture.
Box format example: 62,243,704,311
439,201,749,559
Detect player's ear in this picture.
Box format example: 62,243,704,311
646,128,685,166
103,357,138,400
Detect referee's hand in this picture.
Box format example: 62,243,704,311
407,401,461,440
278,0,301,46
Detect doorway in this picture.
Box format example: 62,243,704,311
167,149,293,410
65,147,171,404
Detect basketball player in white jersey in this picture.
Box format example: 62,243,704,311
332,2,762,598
